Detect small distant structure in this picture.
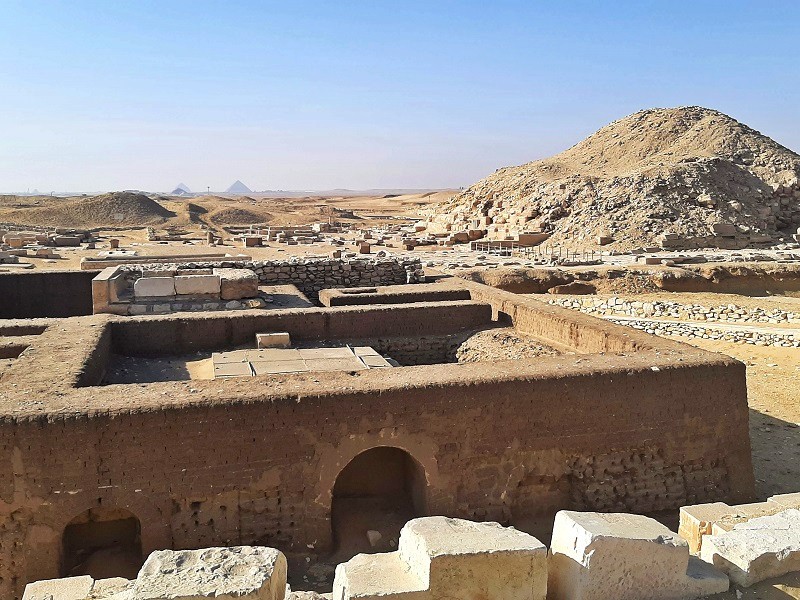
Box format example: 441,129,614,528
226,180,253,194
171,183,191,196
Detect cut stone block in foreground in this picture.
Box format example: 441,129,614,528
548,511,728,600
680,492,800,554
700,508,800,587
333,516,547,600
22,575,94,600
133,546,287,599
174,274,221,295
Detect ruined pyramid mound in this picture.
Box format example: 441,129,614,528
3,192,176,228
427,107,800,249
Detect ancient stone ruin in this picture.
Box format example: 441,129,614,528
0,256,758,598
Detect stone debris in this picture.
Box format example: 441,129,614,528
333,516,547,600
422,106,800,251
22,575,94,600
133,546,286,599
700,509,800,587
680,492,800,554
550,297,800,347
550,296,800,325
607,317,799,347
548,511,729,600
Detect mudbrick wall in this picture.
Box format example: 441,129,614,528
0,270,98,318
0,283,755,598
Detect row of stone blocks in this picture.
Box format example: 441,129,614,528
23,508,800,600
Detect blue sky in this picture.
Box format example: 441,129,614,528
0,1,798,193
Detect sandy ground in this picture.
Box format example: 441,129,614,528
0,225,449,272
607,292,800,599
699,333,800,599
0,190,455,272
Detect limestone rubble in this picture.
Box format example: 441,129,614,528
424,107,800,250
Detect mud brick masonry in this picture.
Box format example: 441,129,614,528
0,270,754,598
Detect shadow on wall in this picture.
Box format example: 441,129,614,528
62,506,143,580
0,271,96,318
331,447,427,560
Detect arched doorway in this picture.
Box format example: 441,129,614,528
331,447,427,558
62,507,143,579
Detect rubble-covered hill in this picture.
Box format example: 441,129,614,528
426,107,800,249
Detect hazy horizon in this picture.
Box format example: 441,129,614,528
1,1,799,193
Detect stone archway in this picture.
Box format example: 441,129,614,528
331,446,427,558
62,506,143,579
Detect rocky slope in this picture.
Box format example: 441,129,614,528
425,107,800,249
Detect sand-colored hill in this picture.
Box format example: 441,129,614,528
0,190,450,232
0,192,176,228
208,207,273,225
426,107,800,249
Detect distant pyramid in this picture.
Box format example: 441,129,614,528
171,183,191,195
225,180,252,194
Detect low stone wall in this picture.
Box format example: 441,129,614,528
548,297,800,348
608,318,799,348
549,296,799,325
117,256,424,299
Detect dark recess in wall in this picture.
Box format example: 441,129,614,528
0,270,97,318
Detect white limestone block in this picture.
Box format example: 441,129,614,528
174,274,221,295
256,332,291,349
134,276,176,298
403,517,547,600
548,511,728,600
214,268,259,300
132,546,287,599
333,551,428,600
700,508,800,587
23,575,94,600
334,516,546,600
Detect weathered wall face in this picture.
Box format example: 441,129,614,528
0,271,97,318
107,300,491,359
0,357,752,595
0,280,755,598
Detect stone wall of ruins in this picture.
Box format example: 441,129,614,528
118,256,424,299
0,356,751,596
0,285,755,598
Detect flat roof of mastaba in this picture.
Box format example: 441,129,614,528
0,280,742,421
